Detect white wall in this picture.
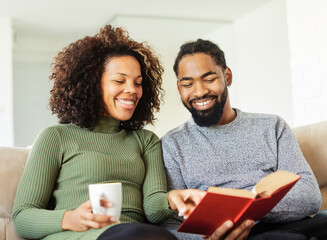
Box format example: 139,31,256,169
0,17,14,146
13,62,57,147
13,32,80,147
234,0,294,125
287,0,327,126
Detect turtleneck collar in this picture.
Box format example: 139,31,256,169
93,116,121,133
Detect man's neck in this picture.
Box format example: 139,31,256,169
216,106,236,125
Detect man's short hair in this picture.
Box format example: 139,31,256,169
173,39,227,76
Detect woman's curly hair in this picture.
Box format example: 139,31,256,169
49,25,164,130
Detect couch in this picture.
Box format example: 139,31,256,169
1,121,327,240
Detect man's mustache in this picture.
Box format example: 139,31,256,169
189,95,218,105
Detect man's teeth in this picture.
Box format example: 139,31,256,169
118,99,134,105
195,99,211,106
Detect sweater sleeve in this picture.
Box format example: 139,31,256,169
136,130,175,224
161,135,187,191
264,118,322,222
13,127,67,239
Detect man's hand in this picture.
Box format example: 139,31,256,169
202,220,254,240
61,200,119,231
168,189,206,218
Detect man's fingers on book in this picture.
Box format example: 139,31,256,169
244,220,254,228
225,220,254,240
205,220,234,239
242,219,255,238
236,228,252,240
223,220,234,228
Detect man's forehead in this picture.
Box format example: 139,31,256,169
178,54,222,79
178,71,218,82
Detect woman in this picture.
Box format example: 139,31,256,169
13,25,203,240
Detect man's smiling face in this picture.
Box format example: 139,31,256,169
177,53,229,126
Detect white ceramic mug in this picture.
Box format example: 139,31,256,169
88,182,122,221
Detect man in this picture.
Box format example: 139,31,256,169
161,39,321,240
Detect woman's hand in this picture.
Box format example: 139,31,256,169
202,220,254,240
168,189,206,218
61,200,119,231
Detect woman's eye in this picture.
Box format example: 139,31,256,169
114,80,124,84
135,82,142,87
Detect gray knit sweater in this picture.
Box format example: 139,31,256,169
161,109,321,240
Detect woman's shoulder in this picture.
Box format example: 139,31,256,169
43,123,85,133
132,128,159,141
36,123,83,141
130,129,161,152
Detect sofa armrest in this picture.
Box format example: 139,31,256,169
0,147,29,218
0,147,29,240
293,121,327,210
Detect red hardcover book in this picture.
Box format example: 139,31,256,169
177,170,301,236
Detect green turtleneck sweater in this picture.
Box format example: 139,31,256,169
13,117,174,240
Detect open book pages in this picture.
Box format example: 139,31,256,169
252,170,300,196
208,186,257,199
208,170,300,199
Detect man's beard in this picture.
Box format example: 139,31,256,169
183,85,228,127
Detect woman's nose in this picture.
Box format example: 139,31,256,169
124,82,137,94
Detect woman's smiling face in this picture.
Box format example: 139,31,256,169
101,55,143,121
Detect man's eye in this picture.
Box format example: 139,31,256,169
181,83,193,88
205,78,216,83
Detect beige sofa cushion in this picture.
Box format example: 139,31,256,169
0,147,29,240
293,121,327,210
0,220,21,240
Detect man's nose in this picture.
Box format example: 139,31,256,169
193,81,209,97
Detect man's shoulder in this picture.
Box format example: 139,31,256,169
241,110,278,120
238,110,288,133
240,110,285,124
